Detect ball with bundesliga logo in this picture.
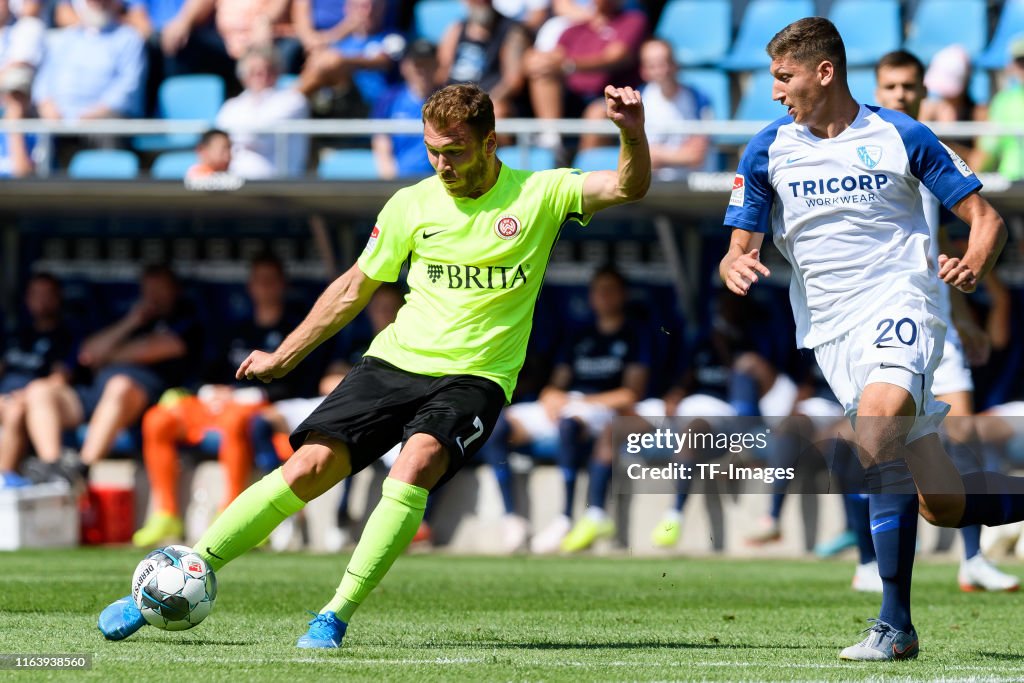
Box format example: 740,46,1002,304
131,545,217,630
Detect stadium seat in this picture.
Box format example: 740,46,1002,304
414,0,466,44
720,0,814,71
679,68,731,122
848,68,876,105
734,70,782,122
970,69,991,105
498,145,556,171
979,0,1024,70
133,74,226,152
68,150,139,179
318,148,381,179
655,0,731,66
572,146,621,172
904,0,987,65
151,151,198,180
276,74,299,90
828,0,900,67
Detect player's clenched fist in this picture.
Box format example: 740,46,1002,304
604,85,644,136
236,350,289,383
937,254,978,293
725,249,771,296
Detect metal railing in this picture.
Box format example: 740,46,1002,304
1,118,1019,178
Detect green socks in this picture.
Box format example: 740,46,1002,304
196,468,306,572
321,477,428,621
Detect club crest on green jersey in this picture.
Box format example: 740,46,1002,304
495,215,522,240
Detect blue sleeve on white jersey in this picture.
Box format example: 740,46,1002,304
870,106,983,210
723,117,788,233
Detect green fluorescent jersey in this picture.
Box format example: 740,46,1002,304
357,164,591,401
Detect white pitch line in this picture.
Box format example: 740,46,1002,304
92,653,1022,675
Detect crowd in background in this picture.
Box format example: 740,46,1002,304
3,0,1023,180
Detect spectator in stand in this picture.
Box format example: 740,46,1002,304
437,0,528,119
186,128,232,178
638,38,712,179
524,0,646,151
214,0,302,72
1,87,34,177
120,0,236,109
215,44,309,178
0,274,78,487
920,44,986,162
131,254,325,547
493,0,548,35
291,0,347,56
533,0,592,52
294,0,404,117
974,38,1024,182
371,38,439,179
33,0,147,121
0,0,44,96
21,265,202,478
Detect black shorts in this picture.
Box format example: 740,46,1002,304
289,356,507,489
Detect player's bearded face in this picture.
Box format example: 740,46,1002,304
424,121,496,198
770,57,825,125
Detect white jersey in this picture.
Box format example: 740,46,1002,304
725,104,981,349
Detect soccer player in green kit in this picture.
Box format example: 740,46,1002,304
98,82,651,647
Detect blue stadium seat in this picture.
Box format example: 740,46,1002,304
734,70,782,122
848,68,876,105
572,146,620,172
970,69,991,105
151,151,198,179
68,150,139,179
498,145,556,171
979,0,1024,70
276,74,299,90
655,0,731,66
720,0,814,71
679,68,730,121
828,0,900,67
414,0,466,44
134,75,226,152
318,148,380,179
904,0,987,64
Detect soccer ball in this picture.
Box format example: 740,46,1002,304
131,544,217,631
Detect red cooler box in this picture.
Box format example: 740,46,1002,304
80,485,135,544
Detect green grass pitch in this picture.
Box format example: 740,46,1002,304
2,548,1023,681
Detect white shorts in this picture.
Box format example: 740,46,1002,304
931,327,974,397
506,394,616,444
275,396,401,465
274,397,326,433
813,304,949,443
984,402,1024,418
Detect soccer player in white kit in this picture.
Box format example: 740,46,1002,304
721,18,1021,661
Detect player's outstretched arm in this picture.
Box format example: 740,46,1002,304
581,85,651,215
720,228,768,296
940,192,1007,293
237,263,382,383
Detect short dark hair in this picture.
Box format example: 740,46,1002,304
28,272,61,291
141,263,179,286
766,17,847,76
874,50,925,81
249,251,285,277
422,84,495,142
198,128,229,148
591,264,628,289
